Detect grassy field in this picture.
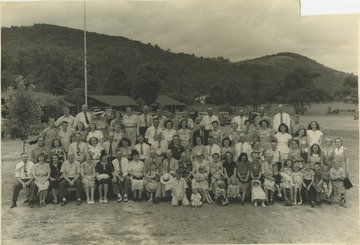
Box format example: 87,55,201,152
1,115,359,244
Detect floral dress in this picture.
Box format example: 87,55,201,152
258,128,273,151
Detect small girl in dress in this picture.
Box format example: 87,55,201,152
192,166,213,203
191,188,203,207
280,159,294,204
251,180,266,207
291,164,303,205
145,161,160,203
227,176,241,203
214,180,229,206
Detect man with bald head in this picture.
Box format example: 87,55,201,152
273,104,291,132
200,106,220,145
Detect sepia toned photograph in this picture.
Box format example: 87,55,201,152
1,0,359,244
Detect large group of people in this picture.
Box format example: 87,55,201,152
10,103,351,209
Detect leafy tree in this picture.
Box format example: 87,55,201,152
250,73,262,110
103,64,132,95
2,76,42,151
133,64,162,105
210,85,224,104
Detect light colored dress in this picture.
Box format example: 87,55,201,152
275,132,292,160
32,163,50,194
258,128,273,151
332,146,348,172
210,129,224,146
162,129,177,143
251,181,266,202
88,144,103,164
191,193,203,206
81,161,95,188
291,171,303,189
307,130,323,147
192,173,209,190
128,160,144,191
177,128,192,150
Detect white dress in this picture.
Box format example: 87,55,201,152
128,160,144,191
275,133,292,160
307,130,323,147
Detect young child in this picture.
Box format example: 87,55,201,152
145,161,160,203
280,159,294,204
251,180,266,207
227,177,241,203
320,158,333,203
192,166,213,204
210,154,225,191
214,180,229,206
291,164,303,206
272,164,282,198
262,155,275,205
190,188,203,207
301,162,316,207
299,140,309,163
330,160,346,207
312,162,324,205
170,169,190,207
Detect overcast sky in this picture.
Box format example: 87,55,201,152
1,0,358,74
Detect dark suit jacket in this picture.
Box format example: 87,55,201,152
192,129,206,147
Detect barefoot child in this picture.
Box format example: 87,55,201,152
251,180,266,207
191,188,203,207
227,177,241,203
291,164,303,205
170,169,190,207
192,166,213,204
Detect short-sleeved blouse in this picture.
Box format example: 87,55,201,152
50,162,62,178
32,163,50,182
210,129,224,146
87,130,104,143
307,130,323,146
275,133,292,154
177,129,192,142
258,128,273,149
128,160,144,175
81,162,95,176
236,162,249,178
223,160,236,177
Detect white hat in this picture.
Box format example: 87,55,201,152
146,181,158,193
160,173,173,185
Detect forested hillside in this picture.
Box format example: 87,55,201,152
1,24,355,108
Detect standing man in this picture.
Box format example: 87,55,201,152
134,135,150,161
74,104,92,130
11,153,37,208
138,105,153,137
57,121,74,153
200,106,220,145
180,110,194,130
232,108,248,132
40,117,59,149
55,107,75,131
273,104,291,132
254,106,272,129
30,137,49,163
123,107,138,148
68,133,88,162
145,117,162,146
111,150,131,202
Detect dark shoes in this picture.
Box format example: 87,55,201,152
153,198,160,204
10,202,17,208
76,199,82,206
29,202,34,208
61,200,66,207
133,197,138,202
24,199,29,203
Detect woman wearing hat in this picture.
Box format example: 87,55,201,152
258,119,275,152
128,149,145,202
95,150,114,203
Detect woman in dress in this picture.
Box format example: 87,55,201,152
110,111,124,132
95,151,114,203
128,150,145,202
49,154,62,204
49,139,66,164
81,153,96,204
308,143,323,168
87,137,104,164
209,121,224,146
178,152,193,199
113,123,125,145
236,153,250,205
223,151,237,184
32,153,50,206
177,119,192,150
118,137,133,161
293,128,307,145
74,122,88,143
191,136,208,161
307,121,323,147
331,137,349,176
221,137,235,161
258,119,275,151
288,139,302,162
162,120,177,143
274,123,293,161
87,122,104,145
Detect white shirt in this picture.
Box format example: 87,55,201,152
15,160,35,179
134,143,151,160
55,115,75,130
74,111,92,129
112,157,129,176
138,113,153,128
200,115,220,130
145,126,163,145
123,114,138,128
307,130,323,146
150,140,168,156
232,116,248,131
162,129,177,143
234,142,252,161
206,144,221,159
273,112,291,131
87,130,104,144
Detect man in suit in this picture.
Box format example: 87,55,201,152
192,122,206,147
102,132,118,163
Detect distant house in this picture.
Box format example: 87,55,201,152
194,95,211,104
150,95,186,112
87,95,137,111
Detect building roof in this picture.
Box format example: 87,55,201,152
155,95,186,106
88,95,137,106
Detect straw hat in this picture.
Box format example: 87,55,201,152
146,181,158,193
160,173,173,185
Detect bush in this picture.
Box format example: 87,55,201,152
218,103,234,114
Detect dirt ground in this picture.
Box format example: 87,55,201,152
1,116,359,244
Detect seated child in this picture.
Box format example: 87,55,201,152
210,155,225,191
321,160,333,203
299,140,309,163
291,164,303,206
330,160,346,207
192,166,213,204
251,180,266,207
301,162,316,207
280,159,294,203
214,180,229,206
262,157,275,205
145,161,160,203
227,177,241,203
191,189,203,207
170,169,190,207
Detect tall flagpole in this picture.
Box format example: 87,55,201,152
84,1,88,106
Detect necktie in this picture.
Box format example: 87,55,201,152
158,141,161,149
209,145,212,157
84,112,89,125
109,141,113,156
24,162,28,177
240,143,244,153
118,160,122,175
280,113,283,124
140,143,144,155
144,114,147,127
240,117,244,131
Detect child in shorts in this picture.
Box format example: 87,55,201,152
291,164,303,206
330,161,346,207
301,162,316,207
